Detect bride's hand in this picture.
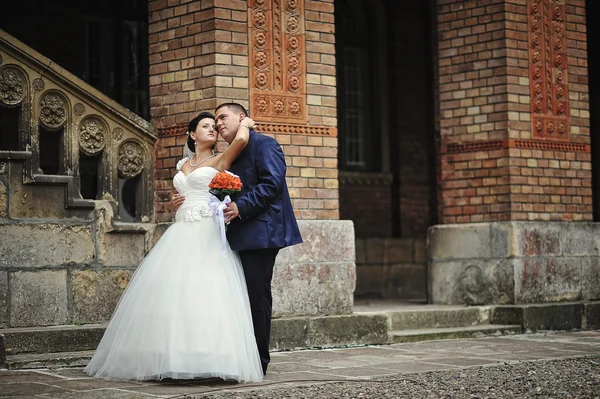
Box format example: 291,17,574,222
239,117,256,130
171,193,185,210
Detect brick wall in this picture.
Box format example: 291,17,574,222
148,0,338,222
436,0,592,223
338,0,436,239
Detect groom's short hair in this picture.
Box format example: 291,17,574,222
216,102,248,117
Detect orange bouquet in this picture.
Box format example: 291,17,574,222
209,170,242,201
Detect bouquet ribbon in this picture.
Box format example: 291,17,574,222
208,195,231,255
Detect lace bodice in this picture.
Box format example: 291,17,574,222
173,162,219,222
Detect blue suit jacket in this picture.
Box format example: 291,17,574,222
226,130,303,251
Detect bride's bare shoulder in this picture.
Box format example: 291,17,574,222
176,157,190,171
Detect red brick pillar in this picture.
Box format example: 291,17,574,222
436,0,591,223
148,0,339,223
430,0,596,307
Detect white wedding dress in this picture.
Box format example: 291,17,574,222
84,165,263,382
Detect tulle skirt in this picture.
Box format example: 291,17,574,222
84,218,263,382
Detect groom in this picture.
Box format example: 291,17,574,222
172,103,302,374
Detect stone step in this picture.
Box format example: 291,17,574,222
0,313,390,369
0,324,105,355
389,324,523,343
4,350,94,370
354,304,493,330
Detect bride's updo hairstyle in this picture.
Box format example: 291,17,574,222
186,112,216,153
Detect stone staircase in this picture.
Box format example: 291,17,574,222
353,301,522,343
0,302,521,371
2,300,598,370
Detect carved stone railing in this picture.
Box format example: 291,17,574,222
0,29,156,220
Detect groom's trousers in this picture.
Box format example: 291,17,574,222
238,248,279,375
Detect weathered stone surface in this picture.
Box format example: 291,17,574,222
10,270,68,327
71,269,133,323
272,220,355,317
0,271,7,327
514,258,582,304
581,257,600,301
522,303,583,331
307,314,388,347
94,203,148,267
0,224,94,267
0,180,7,218
583,302,600,330
390,307,490,330
512,223,562,257
491,306,523,326
561,222,598,256
316,263,355,315
272,263,319,317
277,220,354,263
428,224,493,260
8,165,92,220
0,333,6,367
428,222,600,305
271,317,309,350
97,233,146,267
2,324,104,354
429,259,514,305
272,262,354,317
9,179,68,220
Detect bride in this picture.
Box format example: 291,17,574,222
84,112,263,382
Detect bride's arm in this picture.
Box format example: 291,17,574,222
215,117,254,171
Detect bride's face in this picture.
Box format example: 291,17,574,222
191,118,217,149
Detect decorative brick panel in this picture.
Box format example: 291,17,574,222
528,0,570,141
248,0,307,124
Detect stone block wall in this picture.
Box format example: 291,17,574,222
428,221,600,305
0,203,355,327
0,199,163,328
355,238,427,301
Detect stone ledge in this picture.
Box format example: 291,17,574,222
583,302,600,330
0,313,389,368
491,302,596,332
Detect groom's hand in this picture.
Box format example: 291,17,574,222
170,193,185,210
224,201,240,223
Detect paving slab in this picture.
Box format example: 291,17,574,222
0,331,598,398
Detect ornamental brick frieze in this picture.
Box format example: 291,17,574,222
528,0,569,141
118,140,144,179
79,116,107,156
444,139,589,154
0,66,26,106
249,0,307,124
157,122,337,137
39,91,68,129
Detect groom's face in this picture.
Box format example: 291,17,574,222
215,107,243,144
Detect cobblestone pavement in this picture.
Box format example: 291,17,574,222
1,331,599,398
